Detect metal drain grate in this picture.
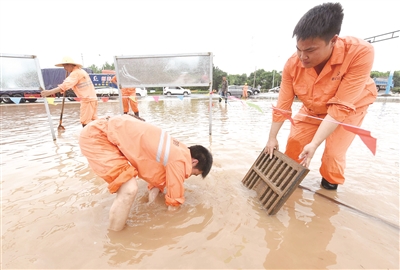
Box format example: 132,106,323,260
242,149,309,215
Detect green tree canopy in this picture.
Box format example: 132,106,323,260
212,65,228,91
86,62,115,73
393,71,399,88
370,71,390,78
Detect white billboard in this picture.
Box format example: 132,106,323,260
114,52,212,88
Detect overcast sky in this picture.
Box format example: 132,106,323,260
1,0,399,75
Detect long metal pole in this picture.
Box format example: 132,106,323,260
43,98,56,140
36,57,56,140
114,56,124,115
209,52,213,135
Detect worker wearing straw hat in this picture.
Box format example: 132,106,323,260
41,56,98,127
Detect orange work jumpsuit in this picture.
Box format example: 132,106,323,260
111,76,138,114
274,36,377,185
79,115,192,206
58,66,98,125
242,85,248,98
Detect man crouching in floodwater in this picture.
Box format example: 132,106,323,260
79,114,213,231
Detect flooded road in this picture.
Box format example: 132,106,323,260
1,95,399,269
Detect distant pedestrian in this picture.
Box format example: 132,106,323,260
219,76,228,103
242,83,248,99
40,56,98,127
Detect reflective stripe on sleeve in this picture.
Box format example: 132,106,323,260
163,134,171,166
76,81,93,89
156,130,165,163
156,130,171,165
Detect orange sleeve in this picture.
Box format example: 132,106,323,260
272,57,296,122
164,161,186,206
58,70,80,93
111,76,117,84
326,44,375,122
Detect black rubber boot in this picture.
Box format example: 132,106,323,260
321,178,338,190
134,111,139,117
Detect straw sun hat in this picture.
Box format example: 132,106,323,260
55,56,82,68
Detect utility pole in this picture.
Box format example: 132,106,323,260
271,56,280,89
81,53,84,68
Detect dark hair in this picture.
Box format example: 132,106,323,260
188,145,213,178
293,2,344,43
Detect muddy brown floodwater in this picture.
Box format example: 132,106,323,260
1,95,399,269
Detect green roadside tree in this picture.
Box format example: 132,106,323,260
370,71,390,78
88,64,101,73
212,65,228,91
393,71,400,88
87,62,115,73
101,62,115,71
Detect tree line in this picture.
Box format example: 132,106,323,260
212,68,400,91
87,62,399,92
212,66,281,91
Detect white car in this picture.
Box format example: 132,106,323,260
95,87,147,98
136,87,148,97
227,85,254,97
95,87,119,98
163,86,191,96
269,86,280,93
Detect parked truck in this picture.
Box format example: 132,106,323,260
0,68,92,103
0,89,41,104
373,77,394,91
1,68,147,103
42,68,96,101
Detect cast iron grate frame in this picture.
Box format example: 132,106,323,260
242,149,309,215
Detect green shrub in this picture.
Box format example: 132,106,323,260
392,87,400,94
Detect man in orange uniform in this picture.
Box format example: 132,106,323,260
242,83,248,99
110,75,140,116
41,57,98,127
79,114,213,231
265,3,377,190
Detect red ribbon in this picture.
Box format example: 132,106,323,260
272,105,376,155
342,125,377,155
272,105,295,126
